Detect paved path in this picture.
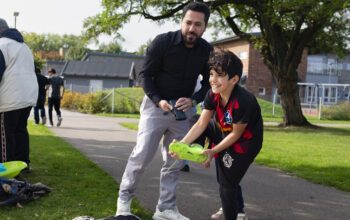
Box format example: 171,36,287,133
47,109,350,220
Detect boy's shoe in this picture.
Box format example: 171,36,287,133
153,207,189,220
211,207,223,219
180,164,190,172
237,213,248,220
211,207,248,220
57,117,62,127
42,116,47,125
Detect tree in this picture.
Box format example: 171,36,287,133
83,0,350,126
98,39,123,53
136,39,152,55
23,32,89,60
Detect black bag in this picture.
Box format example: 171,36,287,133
0,177,51,206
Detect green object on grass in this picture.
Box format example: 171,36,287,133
0,161,27,178
169,141,207,163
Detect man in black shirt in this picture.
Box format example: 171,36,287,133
116,2,212,220
47,68,64,127
33,67,49,125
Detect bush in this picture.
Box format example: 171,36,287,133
62,91,112,114
322,102,350,120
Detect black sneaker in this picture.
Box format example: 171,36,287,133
57,117,62,127
180,164,190,172
42,116,47,125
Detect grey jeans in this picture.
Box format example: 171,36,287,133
118,96,195,211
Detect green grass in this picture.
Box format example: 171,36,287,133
118,122,350,192
119,122,138,130
0,122,152,220
256,126,350,191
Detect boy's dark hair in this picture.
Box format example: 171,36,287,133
48,68,56,74
182,2,210,25
208,48,243,79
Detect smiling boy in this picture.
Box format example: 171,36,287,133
179,48,263,219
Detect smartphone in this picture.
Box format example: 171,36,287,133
169,99,187,121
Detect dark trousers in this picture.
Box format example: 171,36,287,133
0,106,32,164
48,97,61,124
196,119,261,220
34,95,46,124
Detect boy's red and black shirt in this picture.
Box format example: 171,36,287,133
203,85,263,154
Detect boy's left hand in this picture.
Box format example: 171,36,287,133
202,149,214,168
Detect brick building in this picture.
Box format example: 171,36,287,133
211,36,307,101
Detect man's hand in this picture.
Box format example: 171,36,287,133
158,100,173,113
175,97,193,112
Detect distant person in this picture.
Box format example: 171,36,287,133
33,67,49,125
115,2,212,220
47,68,64,127
0,18,38,166
172,48,263,219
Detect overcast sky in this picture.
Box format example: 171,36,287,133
1,0,218,52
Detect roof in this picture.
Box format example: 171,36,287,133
61,52,144,79
43,60,66,76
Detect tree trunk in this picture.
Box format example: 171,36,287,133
275,71,311,127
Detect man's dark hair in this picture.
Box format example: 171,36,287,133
182,2,210,25
208,48,243,79
48,68,56,74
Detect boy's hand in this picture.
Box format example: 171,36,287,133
169,139,180,160
202,149,214,168
169,151,180,160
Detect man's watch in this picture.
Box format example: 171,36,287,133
191,99,197,107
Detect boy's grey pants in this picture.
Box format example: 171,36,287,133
118,96,194,211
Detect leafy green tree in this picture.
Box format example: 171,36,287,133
98,39,123,53
83,0,350,126
23,32,89,60
136,39,152,55
34,55,44,70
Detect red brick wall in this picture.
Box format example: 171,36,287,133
213,39,307,101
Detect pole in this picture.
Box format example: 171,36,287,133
318,97,322,120
112,88,115,114
13,12,19,28
272,94,276,116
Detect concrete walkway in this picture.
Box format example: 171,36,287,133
46,109,350,220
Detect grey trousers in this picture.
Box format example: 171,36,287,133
118,96,195,211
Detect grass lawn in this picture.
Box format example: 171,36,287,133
0,122,152,220
118,122,350,192
257,126,350,192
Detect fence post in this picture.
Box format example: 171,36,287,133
272,94,276,116
318,97,322,120
112,88,115,114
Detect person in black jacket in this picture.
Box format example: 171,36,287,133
33,67,49,125
47,68,64,127
115,2,212,220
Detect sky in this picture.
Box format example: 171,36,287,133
1,0,217,52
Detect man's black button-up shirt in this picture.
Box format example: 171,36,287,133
139,30,212,106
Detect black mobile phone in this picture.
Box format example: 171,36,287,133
169,99,187,121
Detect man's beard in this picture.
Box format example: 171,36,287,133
184,32,199,46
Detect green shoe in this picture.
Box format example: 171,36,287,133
169,141,207,163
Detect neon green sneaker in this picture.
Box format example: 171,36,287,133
169,141,207,163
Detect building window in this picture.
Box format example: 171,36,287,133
258,87,266,95
238,51,248,60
